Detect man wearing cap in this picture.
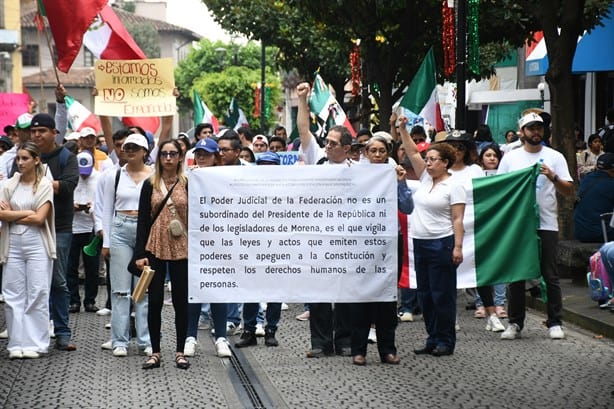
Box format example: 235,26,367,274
31,112,80,351
252,135,269,153
0,136,13,155
296,82,353,358
67,151,101,313
0,113,32,182
573,153,614,242
498,112,574,340
78,127,112,172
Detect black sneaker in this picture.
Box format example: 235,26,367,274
234,331,257,348
69,304,80,313
264,329,279,347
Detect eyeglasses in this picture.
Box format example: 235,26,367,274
367,148,388,155
160,151,179,158
219,147,237,153
424,157,443,163
122,144,142,153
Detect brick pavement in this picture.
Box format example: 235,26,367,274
1,286,613,409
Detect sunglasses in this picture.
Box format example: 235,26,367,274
122,144,143,153
160,151,180,159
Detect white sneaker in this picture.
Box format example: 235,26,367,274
184,336,197,357
548,325,565,339
0,329,8,339
215,337,232,358
96,307,111,316
141,346,153,356
501,323,521,340
255,323,265,337
368,327,377,344
112,346,127,357
101,340,113,350
486,314,505,332
104,322,111,329
9,350,22,359
49,320,55,338
226,322,239,336
281,303,289,311
398,312,414,322
22,350,40,359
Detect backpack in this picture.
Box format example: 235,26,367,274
597,124,614,153
587,250,612,304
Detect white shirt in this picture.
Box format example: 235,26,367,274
498,146,572,231
410,172,466,239
73,170,99,234
101,165,152,247
298,133,326,165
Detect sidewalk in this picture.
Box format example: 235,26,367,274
529,278,614,339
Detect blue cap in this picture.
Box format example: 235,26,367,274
256,151,280,165
193,138,219,153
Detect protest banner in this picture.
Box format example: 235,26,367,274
254,151,300,165
93,58,176,117
188,164,399,303
0,93,30,129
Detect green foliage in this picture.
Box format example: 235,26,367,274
176,39,281,132
125,23,161,58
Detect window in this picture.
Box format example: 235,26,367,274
22,44,38,66
84,49,94,67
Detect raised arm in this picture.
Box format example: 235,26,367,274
398,115,426,177
297,82,313,150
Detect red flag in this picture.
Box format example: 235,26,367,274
121,117,161,134
41,0,107,73
84,5,146,60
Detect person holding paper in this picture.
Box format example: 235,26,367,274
349,135,414,366
134,140,191,370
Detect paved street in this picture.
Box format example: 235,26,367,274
1,289,613,409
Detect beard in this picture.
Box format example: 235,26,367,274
524,136,543,146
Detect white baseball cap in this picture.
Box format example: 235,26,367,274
518,113,544,129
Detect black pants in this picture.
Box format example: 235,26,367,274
508,230,563,329
476,285,494,308
349,301,397,358
67,232,99,306
309,303,352,353
147,257,188,354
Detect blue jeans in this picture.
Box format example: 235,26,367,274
398,288,420,314
475,283,507,307
50,231,73,345
187,302,227,339
600,242,614,289
226,303,242,326
243,303,281,333
109,214,150,349
414,236,457,350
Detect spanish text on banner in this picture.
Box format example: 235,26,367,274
188,164,399,303
94,58,176,117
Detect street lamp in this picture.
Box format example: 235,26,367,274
537,82,547,109
215,47,227,69
0,51,13,92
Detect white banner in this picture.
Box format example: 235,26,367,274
187,164,398,303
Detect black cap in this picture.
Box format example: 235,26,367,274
596,153,614,170
30,113,56,129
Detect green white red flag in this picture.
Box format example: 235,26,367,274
309,73,356,137
193,90,220,133
65,95,102,133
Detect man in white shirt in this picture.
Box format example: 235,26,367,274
498,112,574,340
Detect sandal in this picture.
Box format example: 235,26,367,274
495,306,508,318
474,306,486,318
142,353,160,370
175,353,190,370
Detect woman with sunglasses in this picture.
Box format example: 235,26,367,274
350,135,414,366
101,133,153,358
399,116,466,357
134,140,191,369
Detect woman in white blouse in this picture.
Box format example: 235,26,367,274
0,142,55,359
101,134,153,358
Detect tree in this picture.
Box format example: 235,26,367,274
175,39,281,131
126,22,161,58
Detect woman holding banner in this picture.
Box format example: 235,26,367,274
133,140,191,370
399,117,466,357
350,134,414,366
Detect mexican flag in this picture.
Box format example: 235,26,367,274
193,90,220,133
224,97,249,131
38,0,107,72
398,48,444,132
83,5,146,61
65,95,102,133
309,74,356,137
407,164,542,289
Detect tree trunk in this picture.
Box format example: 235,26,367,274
541,1,583,239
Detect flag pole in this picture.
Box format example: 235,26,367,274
35,2,61,85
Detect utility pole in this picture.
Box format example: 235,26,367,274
455,0,467,131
